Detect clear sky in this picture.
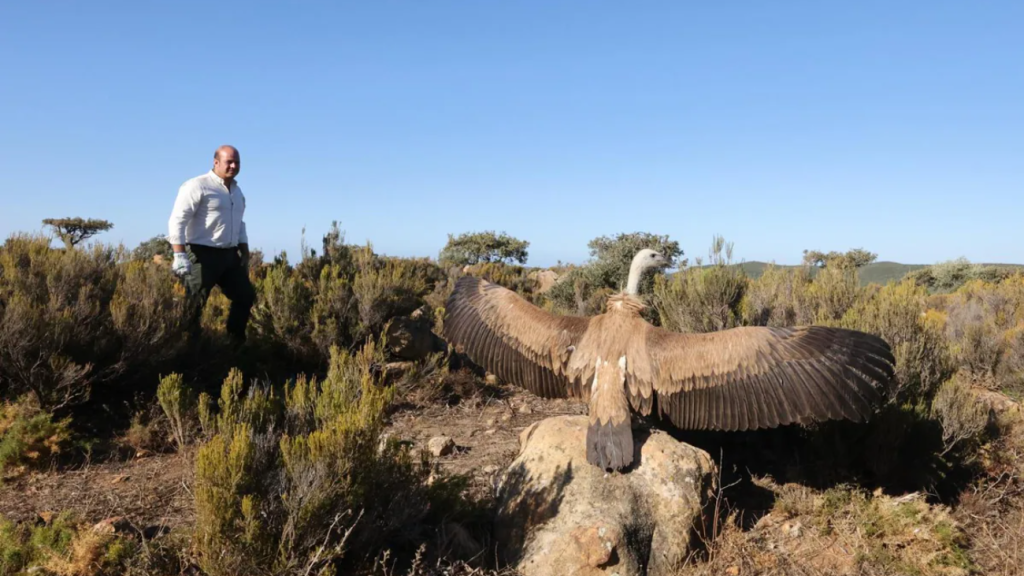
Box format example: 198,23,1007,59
1,2,1021,267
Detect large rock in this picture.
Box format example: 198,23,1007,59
385,309,446,360
494,416,717,576
527,270,561,294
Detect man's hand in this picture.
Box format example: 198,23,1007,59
239,244,250,268
172,252,192,276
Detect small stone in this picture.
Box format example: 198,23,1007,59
484,428,497,435
482,465,499,474
428,436,456,457
501,413,513,422
485,417,497,427
93,517,133,535
788,521,803,538
725,566,740,576
518,405,534,415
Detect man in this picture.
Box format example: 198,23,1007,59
167,145,255,344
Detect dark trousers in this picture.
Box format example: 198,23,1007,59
184,243,256,342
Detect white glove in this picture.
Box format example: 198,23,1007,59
172,252,192,276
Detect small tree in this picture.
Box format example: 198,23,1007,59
132,234,174,262
438,231,529,268
42,217,113,250
802,247,877,269
545,232,684,316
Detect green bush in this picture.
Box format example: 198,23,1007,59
740,263,811,327
944,276,1024,393
438,230,529,268
546,232,682,316
653,236,746,333
0,235,120,411
193,338,466,576
109,259,189,367
838,278,953,404
156,373,197,452
249,262,317,359
0,511,137,576
352,245,431,341
0,397,70,477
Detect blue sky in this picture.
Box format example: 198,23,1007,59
1,2,1021,267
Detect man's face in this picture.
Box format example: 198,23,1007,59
214,148,241,180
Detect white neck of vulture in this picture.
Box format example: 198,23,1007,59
625,258,648,295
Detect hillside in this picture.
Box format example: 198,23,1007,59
734,261,1023,286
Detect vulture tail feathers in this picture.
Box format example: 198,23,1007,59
587,418,634,471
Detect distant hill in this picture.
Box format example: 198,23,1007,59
732,261,1022,286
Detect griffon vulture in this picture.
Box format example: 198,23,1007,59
442,249,896,471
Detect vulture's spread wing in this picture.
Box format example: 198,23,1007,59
632,325,895,431
443,276,591,399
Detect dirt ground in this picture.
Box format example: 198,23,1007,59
0,385,587,535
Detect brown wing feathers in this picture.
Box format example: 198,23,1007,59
647,325,895,432
443,276,589,399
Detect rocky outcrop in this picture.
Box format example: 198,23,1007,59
494,416,717,576
385,307,446,361
527,270,560,294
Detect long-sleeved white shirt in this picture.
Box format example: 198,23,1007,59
167,170,248,248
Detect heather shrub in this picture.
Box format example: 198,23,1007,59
653,236,746,333
838,278,953,404
352,245,431,341
944,276,1024,393
109,259,189,367
249,262,316,359
310,263,358,358
932,374,990,460
156,373,198,452
908,257,1020,293
805,261,861,324
0,511,137,576
0,235,120,411
740,263,811,327
193,338,465,576
0,397,70,476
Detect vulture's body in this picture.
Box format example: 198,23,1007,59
442,249,895,471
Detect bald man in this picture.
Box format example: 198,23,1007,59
167,145,255,344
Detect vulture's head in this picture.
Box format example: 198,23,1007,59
633,248,671,272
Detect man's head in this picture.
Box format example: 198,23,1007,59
213,145,241,181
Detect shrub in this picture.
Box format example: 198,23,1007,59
653,236,746,333
109,259,189,367
156,373,197,452
805,261,861,324
932,374,990,460
545,232,682,316
130,235,173,263
438,230,529,268
193,338,466,576
740,263,811,327
249,262,316,359
0,397,70,476
352,245,431,341
0,511,137,576
944,275,1024,392
0,235,120,411
310,263,358,358
839,278,953,404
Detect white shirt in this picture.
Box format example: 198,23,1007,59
167,170,248,248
